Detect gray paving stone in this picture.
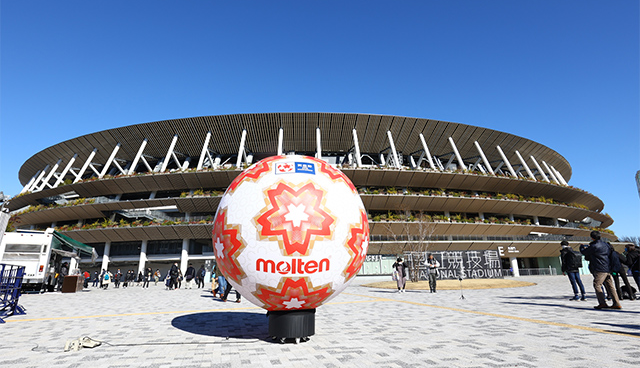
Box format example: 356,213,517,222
1,275,639,367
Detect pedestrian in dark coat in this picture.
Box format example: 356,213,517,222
580,231,621,309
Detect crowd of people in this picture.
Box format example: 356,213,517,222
80,263,208,291
561,230,640,310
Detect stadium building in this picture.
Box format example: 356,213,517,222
7,113,618,277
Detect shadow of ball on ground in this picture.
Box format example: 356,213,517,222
171,311,268,339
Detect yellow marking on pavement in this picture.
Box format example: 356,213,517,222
8,293,638,339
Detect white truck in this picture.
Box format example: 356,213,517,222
0,228,95,291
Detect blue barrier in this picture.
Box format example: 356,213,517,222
0,264,27,323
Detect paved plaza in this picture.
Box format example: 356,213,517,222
1,275,639,367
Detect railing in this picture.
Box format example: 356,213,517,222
370,233,594,243
0,264,27,323
116,209,175,222
502,268,558,277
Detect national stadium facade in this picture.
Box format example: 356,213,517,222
8,113,618,277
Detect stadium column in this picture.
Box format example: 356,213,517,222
128,139,148,175
550,165,568,185
29,165,50,192
515,150,535,180
73,149,97,183
101,241,111,272
236,129,247,168
448,137,467,171
197,132,212,170
529,155,550,182
20,168,42,194
533,216,539,225
510,256,520,277
419,133,436,170
37,159,61,191
181,239,189,274
278,127,284,156
138,240,148,274
352,129,362,167
387,131,400,168
496,146,517,177
316,127,322,159
99,144,121,178
161,135,179,172
542,161,560,184
53,154,78,188
474,141,494,175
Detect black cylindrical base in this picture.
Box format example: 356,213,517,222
268,309,315,340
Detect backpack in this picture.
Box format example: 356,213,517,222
564,249,582,270
571,250,583,268
200,269,206,278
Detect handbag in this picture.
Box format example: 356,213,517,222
392,270,398,281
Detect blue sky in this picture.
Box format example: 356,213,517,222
1,1,638,237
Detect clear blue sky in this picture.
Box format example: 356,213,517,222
1,1,638,237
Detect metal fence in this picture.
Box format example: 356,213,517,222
502,268,558,277
0,264,27,323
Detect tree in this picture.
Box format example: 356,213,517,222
382,209,436,282
619,236,640,247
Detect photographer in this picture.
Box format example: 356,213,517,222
424,254,440,293
580,231,621,310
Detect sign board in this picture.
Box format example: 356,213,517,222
412,250,503,280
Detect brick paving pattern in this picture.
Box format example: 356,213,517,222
1,275,638,367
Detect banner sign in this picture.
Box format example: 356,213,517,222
413,250,503,280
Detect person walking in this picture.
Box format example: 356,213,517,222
169,262,179,290
425,254,440,293
612,251,635,300
177,269,183,289
184,263,196,289
142,267,151,288
560,240,586,301
99,269,105,289
580,231,622,310
154,269,162,286
211,269,219,295
102,270,112,289
92,271,99,287
214,263,226,298
392,257,409,293
82,270,90,288
114,269,122,288
624,244,640,293
221,280,241,303
196,265,206,288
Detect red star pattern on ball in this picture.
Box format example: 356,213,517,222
342,210,370,280
256,182,335,256
227,156,284,193
307,156,357,193
212,209,247,285
253,277,333,311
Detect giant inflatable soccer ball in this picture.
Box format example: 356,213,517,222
212,155,369,311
